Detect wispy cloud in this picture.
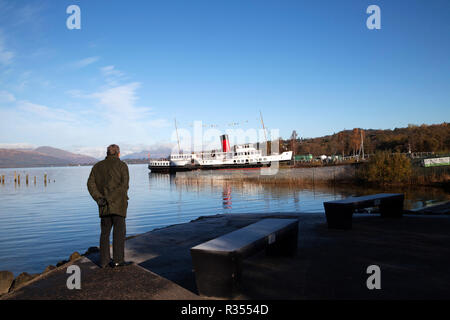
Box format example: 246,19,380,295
0,142,35,150
66,89,88,99
72,56,100,69
0,90,15,102
91,82,149,118
148,118,170,128
100,65,127,86
14,71,32,91
101,65,123,77
90,81,169,128
0,1,45,29
17,100,79,123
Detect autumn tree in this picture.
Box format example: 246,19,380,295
359,151,412,185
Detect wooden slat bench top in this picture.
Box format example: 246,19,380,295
325,193,403,205
191,218,298,254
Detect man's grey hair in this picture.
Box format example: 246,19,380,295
107,144,120,156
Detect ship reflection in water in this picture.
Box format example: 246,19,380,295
153,169,450,213
222,184,232,210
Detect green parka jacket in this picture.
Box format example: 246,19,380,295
87,155,129,217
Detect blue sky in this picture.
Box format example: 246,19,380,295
0,0,449,157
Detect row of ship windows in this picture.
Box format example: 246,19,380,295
235,151,258,156
200,158,268,164
152,162,169,166
234,158,267,163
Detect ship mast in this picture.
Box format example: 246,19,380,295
260,110,268,154
174,118,181,154
260,110,267,142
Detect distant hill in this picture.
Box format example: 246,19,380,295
121,151,151,160
122,147,171,160
34,146,97,164
0,147,98,168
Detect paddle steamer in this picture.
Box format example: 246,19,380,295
149,134,292,173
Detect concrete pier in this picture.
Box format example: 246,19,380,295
2,212,450,300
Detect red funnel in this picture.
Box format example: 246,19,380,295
220,134,230,152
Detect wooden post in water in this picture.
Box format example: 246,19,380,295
312,167,315,189
18,174,20,185
44,174,47,186
34,176,36,185
26,174,29,185
14,171,17,183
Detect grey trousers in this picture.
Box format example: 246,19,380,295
100,215,126,266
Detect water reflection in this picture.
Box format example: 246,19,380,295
148,172,175,186
222,184,232,210
165,170,450,211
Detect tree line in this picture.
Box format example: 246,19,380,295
281,123,449,156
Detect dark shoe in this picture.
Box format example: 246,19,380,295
112,261,133,268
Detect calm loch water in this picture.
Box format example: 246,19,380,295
0,164,448,276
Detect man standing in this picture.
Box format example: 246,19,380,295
87,144,131,268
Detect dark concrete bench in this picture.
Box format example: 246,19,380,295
190,218,299,298
323,193,404,229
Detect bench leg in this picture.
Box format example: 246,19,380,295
379,195,404,218
324,203,353,229
266,225,298,256
190,251,241,298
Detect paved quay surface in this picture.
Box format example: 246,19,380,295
2,211,450,300
2,256,201,300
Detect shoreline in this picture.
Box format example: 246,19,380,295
1,163,448,189
174,165,450,190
